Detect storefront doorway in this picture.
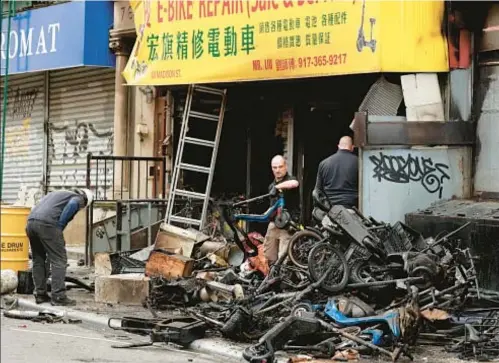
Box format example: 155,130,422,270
168,73,382,232
295,74,379,223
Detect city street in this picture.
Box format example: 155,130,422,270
1,315,224,363
1,1,498,363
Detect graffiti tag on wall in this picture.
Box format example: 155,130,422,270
369,152,450,198
10,87,39,120
5,87,40,158
4,86,43,204
16,184,44,207
48,120,114,199
50,120,113,159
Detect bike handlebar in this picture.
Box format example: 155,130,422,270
231,192,278,207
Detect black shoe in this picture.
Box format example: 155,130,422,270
51,296,76,307
35,294,51,304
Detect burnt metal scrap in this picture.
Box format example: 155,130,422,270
3,309,82,324
108,316,207,349
446,312,499,361
106,193,499,363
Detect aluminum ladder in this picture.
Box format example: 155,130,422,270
164,85,227,230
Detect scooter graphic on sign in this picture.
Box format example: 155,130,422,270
355,0,377,53
134,1,152,58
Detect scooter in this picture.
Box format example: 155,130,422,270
356,0,377,53
288,189,387,272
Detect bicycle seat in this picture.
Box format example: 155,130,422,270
312,207,326,224
312,189,331,212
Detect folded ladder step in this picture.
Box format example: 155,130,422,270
184,137,215,147
179,162,211,173
193,85,226,96
189,111,220,122
174,189,207,200
169,215,202,226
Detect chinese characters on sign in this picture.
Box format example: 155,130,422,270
258,12,348,49
123,0,449,86
125,0,374,84
146,24,256,62
144,10,349,62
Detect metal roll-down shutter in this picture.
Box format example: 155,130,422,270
47,67,115,195
1,72,45,204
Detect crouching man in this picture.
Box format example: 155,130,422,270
26,188,93,306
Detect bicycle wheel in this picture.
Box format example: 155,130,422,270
287,230,323,269
349,259,393,294
242,342,274,363
307,242,349,293
291,302,314,317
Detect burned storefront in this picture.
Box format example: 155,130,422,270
3,2,497,362
122,0,449,232
164,75,380,232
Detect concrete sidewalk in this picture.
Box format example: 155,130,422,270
66,246,86,261
2,296,251,363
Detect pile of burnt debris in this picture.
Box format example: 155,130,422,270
107,193,499,363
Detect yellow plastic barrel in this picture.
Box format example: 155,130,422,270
1,205,31,272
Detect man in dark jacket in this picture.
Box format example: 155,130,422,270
315,136,358,208
26,188,93,306
264,155,300,265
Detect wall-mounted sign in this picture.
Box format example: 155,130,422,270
123,0,449,86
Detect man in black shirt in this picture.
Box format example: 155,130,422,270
264,155,300,265
315,136,359,208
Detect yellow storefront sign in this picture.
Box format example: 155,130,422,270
123,0,449,86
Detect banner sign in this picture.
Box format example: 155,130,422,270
123,0,449,86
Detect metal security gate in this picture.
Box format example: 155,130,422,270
474,64,499,195
47,67,115,198
474,5,499,196
0,72,45,204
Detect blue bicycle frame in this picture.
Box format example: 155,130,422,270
221,192,285,259
232,192,285,223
